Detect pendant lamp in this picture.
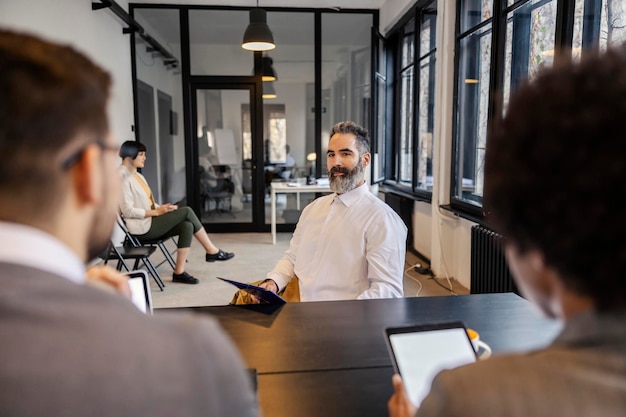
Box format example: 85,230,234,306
242,3,275,52
262,81,277,99
262,56,277,81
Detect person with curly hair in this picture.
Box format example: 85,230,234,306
389,44,626,417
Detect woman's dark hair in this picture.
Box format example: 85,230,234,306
119,140,147,160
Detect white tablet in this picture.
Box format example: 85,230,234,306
125,271,153,314
384,321,477,407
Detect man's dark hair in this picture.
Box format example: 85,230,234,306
0,29,111,218
484,44,626,311
330,121,370,156
119,140,147,160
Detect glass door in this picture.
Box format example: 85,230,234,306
192,84,263,232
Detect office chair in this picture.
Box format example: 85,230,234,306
201,165,235,216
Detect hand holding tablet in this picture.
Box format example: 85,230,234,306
385,321,478,407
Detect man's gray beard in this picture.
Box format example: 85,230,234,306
329,159,364,194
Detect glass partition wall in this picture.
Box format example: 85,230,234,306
131,6,377,232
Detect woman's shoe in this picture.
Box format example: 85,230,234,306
172,271,199,284
205,249,235,262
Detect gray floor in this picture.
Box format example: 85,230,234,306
141,232,469,309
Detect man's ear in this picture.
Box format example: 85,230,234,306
71,145,103,206
362,152,371,167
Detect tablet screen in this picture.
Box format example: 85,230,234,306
126,271,153,314
385,322,476,407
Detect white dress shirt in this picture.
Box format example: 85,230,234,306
267,183,407,301
0,221,85,284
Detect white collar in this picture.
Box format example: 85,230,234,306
0,221,86,284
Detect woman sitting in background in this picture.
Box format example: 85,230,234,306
118,140,234,285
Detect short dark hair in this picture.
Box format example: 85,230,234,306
0,29,111,216
119,140,147,160
484,44,626,311
330,121,370,156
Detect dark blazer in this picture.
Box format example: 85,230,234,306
0,262,257,417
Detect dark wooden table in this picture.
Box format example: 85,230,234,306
179,293,561,417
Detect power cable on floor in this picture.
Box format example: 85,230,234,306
404,262,424,297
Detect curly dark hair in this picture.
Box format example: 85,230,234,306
484,44,626,311
330,121,370,156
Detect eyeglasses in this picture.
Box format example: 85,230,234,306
61,141,119,171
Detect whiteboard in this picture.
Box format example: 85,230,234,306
214,128,238,165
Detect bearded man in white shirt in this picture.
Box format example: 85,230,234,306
258,121,408,302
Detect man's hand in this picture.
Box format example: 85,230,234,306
86,265,132,298
249,279,279,304
388,374,417,417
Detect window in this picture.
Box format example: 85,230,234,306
573,0,626,58
503,1,557,111
384,1,438,197
416,3,437,191
449,0,611,218
453,0,493,206
399,18,415,187
241,104,286,162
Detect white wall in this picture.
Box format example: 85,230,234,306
0,0,135,147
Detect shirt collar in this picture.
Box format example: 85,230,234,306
0,221,86,284
334,182,369,207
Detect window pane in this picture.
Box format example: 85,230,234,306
259,11,314,225
374,33,387,183
399,66,414,185
420,4,437,58
322,13,373,176
573,0,626,58
454,24,492,205
460,0,494,33
416,2,437,191
189,10,253,76
416,55,435,190
402,18,416,67
502,0,557,110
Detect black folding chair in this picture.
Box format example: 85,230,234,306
117,216,178,270
102,241,165,291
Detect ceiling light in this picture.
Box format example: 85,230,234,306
242,5,275,52
262,56,277,81
262,81,277,99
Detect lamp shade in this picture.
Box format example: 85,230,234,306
242,8,275,51
262,81,277,99
262,56,277,81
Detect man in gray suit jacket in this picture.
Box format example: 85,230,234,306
388,45,626,416
0,29,256,416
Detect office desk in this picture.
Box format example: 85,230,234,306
183,293,560,417
270,182,332,244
